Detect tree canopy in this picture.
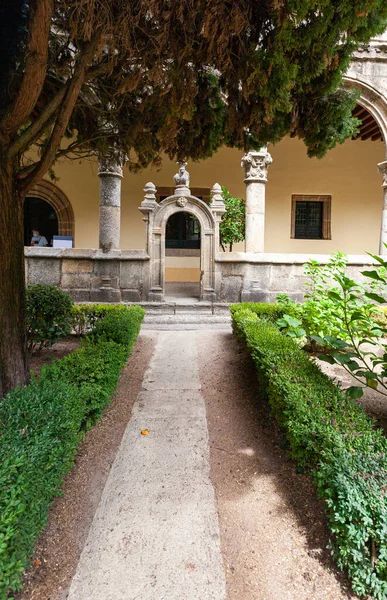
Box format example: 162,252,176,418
0,0,387,396
1,0,387,191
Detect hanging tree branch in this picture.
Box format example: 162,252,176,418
1,0,54,136
19,32,103,194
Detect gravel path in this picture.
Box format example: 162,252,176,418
18,330,359,600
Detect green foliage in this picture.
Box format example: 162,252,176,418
26,285,74,354
87,306,144,347
276,252,384,353
0,306,144,598
276,314,306,347
231,304,387,599
219,187,245,252
230,302,291,322
311,261,387,399
72,303,142,336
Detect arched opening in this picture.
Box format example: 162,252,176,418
24,196,58,246
25,180,75,246
165,211,201,301
352,103,384,141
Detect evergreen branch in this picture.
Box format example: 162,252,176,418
19,32,103,194
1,0,54,136
8,85,67,159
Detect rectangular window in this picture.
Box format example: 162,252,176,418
291,195,331,240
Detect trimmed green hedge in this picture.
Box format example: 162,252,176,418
71,303,135,336
231,304,387,600
0,305,144,598
230,302,289,322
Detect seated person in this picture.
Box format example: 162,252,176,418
30,229,48,247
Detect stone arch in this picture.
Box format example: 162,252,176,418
26,179,75,238
344,76,387,155
140,186,225,302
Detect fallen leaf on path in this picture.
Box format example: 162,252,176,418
141,429,149,436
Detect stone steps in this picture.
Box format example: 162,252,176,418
133,302,232,330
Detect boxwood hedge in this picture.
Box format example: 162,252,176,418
0,305,144,598
231,304,387,600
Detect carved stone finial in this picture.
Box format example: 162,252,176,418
210,183,226,215
144,182,157,197
378,161,387,188
210,183,223,201
241,147,272,183
139,181,158,214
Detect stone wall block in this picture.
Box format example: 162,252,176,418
94,260,120,279
63,289,91,302
62,259,93,274
220,276,243,303
121,289,142,302
120,261,143,289
90,288,122,303
28,258,61,286
61,273,93,290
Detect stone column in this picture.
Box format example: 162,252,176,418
378,160,387,255
241,147,272,253
98,156,123,252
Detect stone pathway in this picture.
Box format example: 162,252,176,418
67,331,226,600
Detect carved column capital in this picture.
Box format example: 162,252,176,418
241,147,272,183
98,151,125,178
378,161,387,188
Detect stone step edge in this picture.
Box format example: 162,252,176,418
143,315,231,324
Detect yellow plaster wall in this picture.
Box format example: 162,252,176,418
46,137,384,260
165,256,200,282
266,137,384,254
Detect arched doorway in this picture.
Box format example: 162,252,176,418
24,197,58,246
165,211,201,301
24,180,75,246
139,183,226,302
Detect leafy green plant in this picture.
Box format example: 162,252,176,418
26,285,74,354
276,314,306,347
311,266,387,400
0,306,144,597
231,304,387,599
276,252,385,352
219,186,245,252
71,303,136,336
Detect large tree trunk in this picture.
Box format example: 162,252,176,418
0,154,29,397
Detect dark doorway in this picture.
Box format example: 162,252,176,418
24,197,58,246
166,212,200,249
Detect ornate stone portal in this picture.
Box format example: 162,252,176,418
139,168,225,301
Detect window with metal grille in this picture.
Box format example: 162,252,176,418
291,195,331,240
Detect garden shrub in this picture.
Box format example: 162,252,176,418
71,303,132,336
87,305,144,348
230,302,290,322
231,304,387,600
26,284,74,354
0,305,145,598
